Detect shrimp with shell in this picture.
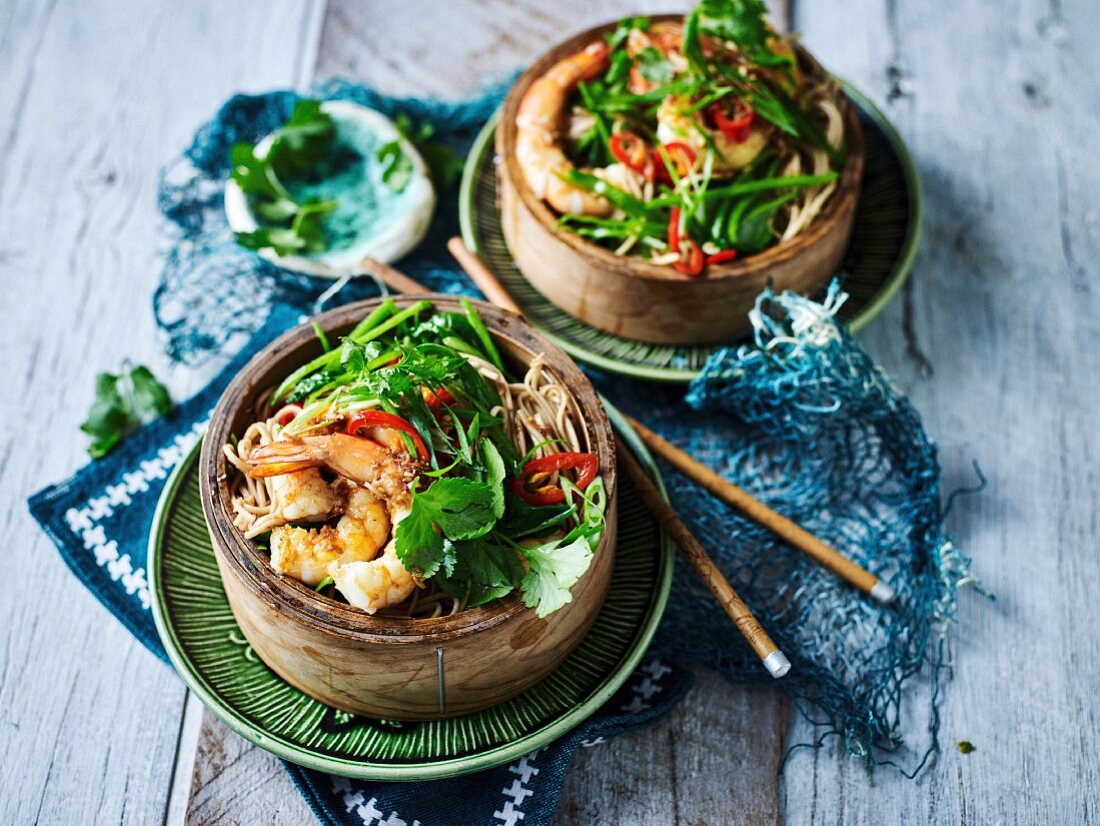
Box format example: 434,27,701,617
516,41,614,216
249,438,418,610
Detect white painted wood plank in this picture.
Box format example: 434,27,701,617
781,0,1100,823
0,0,317,822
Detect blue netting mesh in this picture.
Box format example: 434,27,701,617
618,283,986,768
153,82,983,772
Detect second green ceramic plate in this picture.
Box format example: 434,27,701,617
459,83,922,383
148,402,672,781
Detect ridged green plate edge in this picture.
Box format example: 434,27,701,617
148,400,673,781
458,81,923,383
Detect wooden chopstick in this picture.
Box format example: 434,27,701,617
360,256,431,294
445,235,790,677
624,415,895,605
446,237,524,315
616,442,791,677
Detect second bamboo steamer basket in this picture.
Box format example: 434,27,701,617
497,16,865,345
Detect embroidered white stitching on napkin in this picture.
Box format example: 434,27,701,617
62,421,207,610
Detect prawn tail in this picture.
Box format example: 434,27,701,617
246,441,322,478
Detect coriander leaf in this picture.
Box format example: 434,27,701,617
394,504,445,578
231,99,338,255
638,46,674,84
427,477,498,540
697,0,772,51
462,538,525,589
230,143,282,200
519,535,595,618
268,99,336,178
479,438,507,520
376,139,414,192
80,364,173,459
395,477,499,577
130,366,172,418
435,536,525,608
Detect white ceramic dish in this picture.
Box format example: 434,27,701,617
224,100,436,278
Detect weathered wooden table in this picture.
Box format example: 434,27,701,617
2,0,1097,822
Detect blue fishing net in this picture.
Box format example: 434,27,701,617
152,81,982,772
610,283,986,769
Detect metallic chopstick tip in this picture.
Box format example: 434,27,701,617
763,650,792,679
870,580,896,604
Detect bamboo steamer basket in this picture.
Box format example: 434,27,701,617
497,15,865,345
199,296,618,720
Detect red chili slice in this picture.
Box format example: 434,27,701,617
708,98,756,143
422,386,455,408
668,207,682,254
655,141,697,183
608,131,654,180
276,404,302,427
706,249,738,265
346,410,428,463
673,237,705,277
510,452,599,506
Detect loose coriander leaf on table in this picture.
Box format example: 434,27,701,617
80,364,173,459
129,365,172,418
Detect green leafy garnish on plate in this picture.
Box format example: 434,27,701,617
377,113,464,193
231,99,339,256
80,364,172,459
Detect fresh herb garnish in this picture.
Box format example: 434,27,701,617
376,113,464,193
269,300,608,616
80,364,172,459
231,99,339,256
396,476,498,578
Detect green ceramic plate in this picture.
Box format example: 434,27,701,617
458,83,923,383
148,402,672,781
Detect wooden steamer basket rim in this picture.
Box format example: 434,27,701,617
497,14,866,285
199,294,617,647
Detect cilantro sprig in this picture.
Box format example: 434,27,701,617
81,364,172,459
231,99,339,256
376,113,464,193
